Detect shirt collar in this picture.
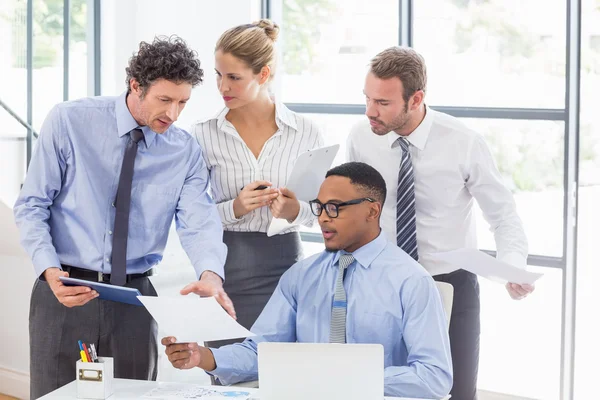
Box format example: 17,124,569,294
386,104,433,151
274,101,298,131
206,101,298,133
212,107,230,132
332,231,388,270
115,91,157,148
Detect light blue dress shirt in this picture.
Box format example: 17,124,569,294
210,232,453,399
14,92,227,279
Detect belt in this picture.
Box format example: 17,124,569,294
61,264,153,284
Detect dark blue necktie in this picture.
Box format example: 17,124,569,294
396,138,419,261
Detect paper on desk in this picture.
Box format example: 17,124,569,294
138,296,255,343
142,382,257,399
429,248,543,285
0,200,28,258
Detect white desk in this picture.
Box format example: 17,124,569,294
39,378,433,399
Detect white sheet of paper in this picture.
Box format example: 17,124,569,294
142,382,257,399
429,248,543,285
267,144,340,237
138,296,255,343
0,200,29,258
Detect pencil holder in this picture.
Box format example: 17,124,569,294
76,357,114,399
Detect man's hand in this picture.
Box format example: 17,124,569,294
161,337,217,370
232,180,280,218
43,267,98,308
506,283,535,300
269,187,300,222
180,270,236,319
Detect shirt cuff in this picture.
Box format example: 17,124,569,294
498,251,527,270
289,200,314,226
217,200,244,225
32,249,62,279
196,262,225,281
207,347,233,383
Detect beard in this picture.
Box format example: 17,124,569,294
369,103,410,135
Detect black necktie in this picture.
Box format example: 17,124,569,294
111,128,144,285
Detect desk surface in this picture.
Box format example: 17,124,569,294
39,378,432,399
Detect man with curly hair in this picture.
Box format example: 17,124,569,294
14,36,232,398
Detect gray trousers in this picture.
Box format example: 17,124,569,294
29,276,158,399
207,230,302,349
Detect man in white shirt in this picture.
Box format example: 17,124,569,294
347,46,535,400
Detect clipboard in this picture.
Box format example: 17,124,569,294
267,144,340,237
59,276,143,306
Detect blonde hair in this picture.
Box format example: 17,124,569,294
216,19,279,79
370,46,427,102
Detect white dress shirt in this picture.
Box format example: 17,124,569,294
192,102,324,233
347,105,528,275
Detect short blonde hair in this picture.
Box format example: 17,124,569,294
370,46,427,102
216,19,279,79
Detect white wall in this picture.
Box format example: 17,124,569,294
0,1,260,397
0,201,35,399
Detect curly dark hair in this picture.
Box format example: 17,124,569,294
326,162,387,206
125,35,204,96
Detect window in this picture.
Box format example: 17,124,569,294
575,0,600,398
478,266,562,399
279,0,399,104
464,118,565,258
0,0,92,204
413,0,566,108
272,0,577,398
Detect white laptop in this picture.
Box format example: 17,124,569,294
257,342,384,400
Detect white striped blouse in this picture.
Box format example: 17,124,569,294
191,102,325,234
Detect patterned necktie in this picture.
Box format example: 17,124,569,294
396,137,419,261
329,254,355,344
111,128,145,286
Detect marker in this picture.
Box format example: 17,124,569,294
82,343,92,363
77,341,88,362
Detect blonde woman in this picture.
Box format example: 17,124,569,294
192,20,324,345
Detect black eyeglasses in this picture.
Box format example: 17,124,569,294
309,198,375,218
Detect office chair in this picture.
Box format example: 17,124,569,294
434,281,454,329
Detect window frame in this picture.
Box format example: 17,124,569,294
264,1,580,399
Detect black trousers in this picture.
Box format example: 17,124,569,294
29,276,158,399
434,269,481,400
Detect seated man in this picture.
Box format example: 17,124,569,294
162,162,452,399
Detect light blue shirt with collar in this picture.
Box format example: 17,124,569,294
209,232,453,399
14,91,227,279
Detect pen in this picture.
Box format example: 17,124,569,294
90,343,99,363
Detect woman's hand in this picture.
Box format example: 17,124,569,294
232,181,280,218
